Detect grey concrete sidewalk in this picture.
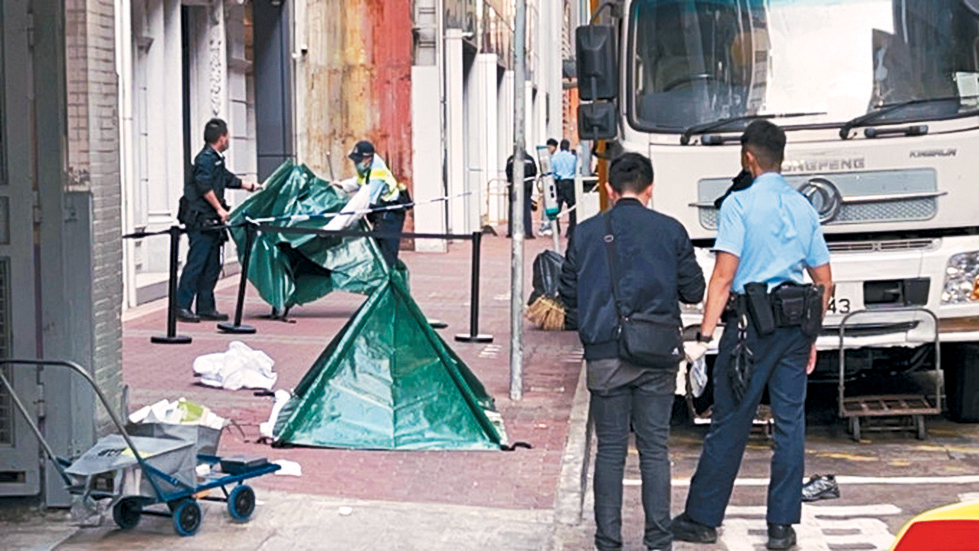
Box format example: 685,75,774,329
5,491,554,551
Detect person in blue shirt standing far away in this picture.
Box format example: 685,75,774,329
672,120,834,550
551,139,578,238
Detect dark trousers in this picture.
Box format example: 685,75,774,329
369,208,406,267
590,360,676,551
556,179,577,237
684,320,810,527
507,182,534,238
177,229,224,313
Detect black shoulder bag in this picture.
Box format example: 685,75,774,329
604,212,684,369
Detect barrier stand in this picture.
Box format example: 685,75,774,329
455,231,493,343
218,221,258,334
150,226,192,344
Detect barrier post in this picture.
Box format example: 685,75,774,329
151,226,193,344
218,221,257,334
455,231,493,343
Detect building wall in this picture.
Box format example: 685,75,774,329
65,0,124,430
297,0,414,231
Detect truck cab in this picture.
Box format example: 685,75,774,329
576,0,979,419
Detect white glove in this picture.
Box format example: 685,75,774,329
684,341,709,364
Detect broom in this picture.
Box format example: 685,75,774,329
526,295,567,331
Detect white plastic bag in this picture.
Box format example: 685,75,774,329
192,341,277,391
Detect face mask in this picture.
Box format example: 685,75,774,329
355,160,370,176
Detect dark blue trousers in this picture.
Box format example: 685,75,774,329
684,319,810,527
177,229,223,313
369,208,406,267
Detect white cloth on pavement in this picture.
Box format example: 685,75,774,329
272,459,302,477
259,389,293,439
193,341,277,391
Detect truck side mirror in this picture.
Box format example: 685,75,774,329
578,102,617,140
576,25,618,101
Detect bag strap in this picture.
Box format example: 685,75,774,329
603,211,625,319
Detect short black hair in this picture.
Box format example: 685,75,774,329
608,152,654,195
546,138,559,147
204,118,229,145
560,139,570,150
740,120,786,170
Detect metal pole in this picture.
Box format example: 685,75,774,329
551,219,561,252
456,231,493,343
151,226,192,344
510,0,527,401
218,222,258,334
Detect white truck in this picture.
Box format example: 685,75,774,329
575,0,979,420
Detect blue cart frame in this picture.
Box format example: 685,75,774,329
0,359,280,536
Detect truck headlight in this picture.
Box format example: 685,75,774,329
942,251,979,304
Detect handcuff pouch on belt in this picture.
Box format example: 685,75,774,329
742,282,824,339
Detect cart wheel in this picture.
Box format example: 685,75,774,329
228,484,256,521
915,415,927,440
172,499,203,537
850,418,861,442
112,497,142,530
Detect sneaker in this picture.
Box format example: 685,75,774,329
767,524,796,550
801,474,840,502
670,512,717,543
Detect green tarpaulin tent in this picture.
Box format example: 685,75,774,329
228,161,389,313
272,271,507,450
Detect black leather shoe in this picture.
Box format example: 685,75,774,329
767,524,796,550
670,512,717,543
198,311,229,322
176,308,200,323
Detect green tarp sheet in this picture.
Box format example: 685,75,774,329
228,161,389,312
272,271,507,450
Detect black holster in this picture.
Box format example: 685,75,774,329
739,282,825,340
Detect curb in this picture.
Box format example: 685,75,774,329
551,360,593,531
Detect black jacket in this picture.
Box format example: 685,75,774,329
182,145,242,223
505,151,538,187
559,199,705,360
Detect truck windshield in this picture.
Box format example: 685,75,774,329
629,0,979,132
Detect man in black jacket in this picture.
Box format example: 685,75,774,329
560,152,705,551
505,151,537,239
176,118,261,322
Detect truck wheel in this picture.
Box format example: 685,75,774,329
943,344,979,422
227,484,256,521
172,499,202,537
112,497,142,530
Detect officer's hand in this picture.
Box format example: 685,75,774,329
250,182,263,192
217,208,230,223
806,344,817,375
684,341,709,364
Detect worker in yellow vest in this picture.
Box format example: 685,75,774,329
331,140,410,266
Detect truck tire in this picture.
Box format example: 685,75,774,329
943,343,979,422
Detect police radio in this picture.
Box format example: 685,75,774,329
536,145,560,220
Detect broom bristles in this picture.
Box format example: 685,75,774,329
526,296,566,331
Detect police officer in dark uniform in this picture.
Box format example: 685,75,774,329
176,118,261,322
671,121,834,550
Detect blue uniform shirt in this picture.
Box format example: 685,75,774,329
713,172,831,293
552,150,577,180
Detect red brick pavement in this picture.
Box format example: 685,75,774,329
122,233,583,510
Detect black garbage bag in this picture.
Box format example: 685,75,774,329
529,250,564,305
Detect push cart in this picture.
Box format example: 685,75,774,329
0,359,280,536
838,308,942,442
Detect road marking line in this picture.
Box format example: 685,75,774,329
624,474,979,486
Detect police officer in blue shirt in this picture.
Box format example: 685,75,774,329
551,139,578,237
176,118,261,323
672,121,834,550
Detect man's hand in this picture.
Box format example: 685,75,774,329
217,207,230,223
684,341,709,364
806,344,817,375
245,181,262,192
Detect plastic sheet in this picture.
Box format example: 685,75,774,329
228,162,389,312
272,271,506,451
